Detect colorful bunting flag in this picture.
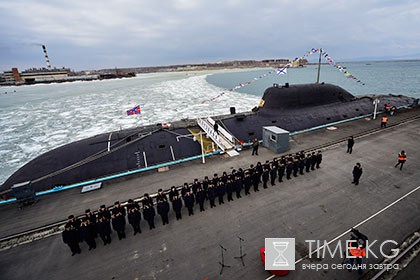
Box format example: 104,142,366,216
200,66,286,104
200,47,365,104
306,48,365,85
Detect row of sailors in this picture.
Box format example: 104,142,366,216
62,150,322,255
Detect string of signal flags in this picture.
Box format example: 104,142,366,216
299,48,365,85
125,48,365,112
200,48,365,104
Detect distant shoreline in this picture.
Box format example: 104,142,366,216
95,58,420,74
93,58,301,75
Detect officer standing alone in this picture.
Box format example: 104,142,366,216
352,163,363,185
251,138,259,155
347,136,354,154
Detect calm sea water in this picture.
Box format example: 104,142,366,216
1,60,419,185
207,60,420,97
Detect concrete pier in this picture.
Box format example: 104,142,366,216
0,107,419,280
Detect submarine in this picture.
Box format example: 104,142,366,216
1,82,418,194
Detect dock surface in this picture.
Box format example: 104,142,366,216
0,107,419,280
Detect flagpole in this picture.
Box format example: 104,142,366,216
316,49,322,84
138,114,142,127
200,131,205,164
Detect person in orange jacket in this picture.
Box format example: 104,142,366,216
394,150,407,170
346,228,367,275
381,116,388,128
347,239,366,274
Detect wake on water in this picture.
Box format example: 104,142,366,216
0,74,260,185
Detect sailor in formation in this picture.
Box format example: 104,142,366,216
62,149,324,255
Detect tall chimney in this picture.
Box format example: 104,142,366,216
42,45,52,69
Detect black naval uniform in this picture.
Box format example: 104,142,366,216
310,153,317,170
66,217,81,231
347,137,354,154
226,180,234,202
127,207,142,235
143,205,156,230
157,200,170,225
62,226,81,256
286,162,293,180
181,185,190,198
316,152,322,168
98,207,111,220
156,191,168,203
80,221,96,250
352,165,363,185
111,212,126,240
299,156,305,175
169,187,179,202
252,170,260,192
202,178,210,192
256,163,263,182
84,211,98,238
96,216,112,245
243,173,252,195
196,189,206,211
217,182,226,204
262,168,269,189
293,159,299,177
207,185,217,208
184,192,195,216
142,195,154,207
172,196,183,220
192,180,201,195
234,176,242,199
278,163,285,182
305,156,311,173
270,165,277,186
212,175,220,186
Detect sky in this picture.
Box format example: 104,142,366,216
1,0,420,71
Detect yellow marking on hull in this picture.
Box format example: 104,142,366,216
188,129,215,153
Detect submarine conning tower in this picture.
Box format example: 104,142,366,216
260,83,355,110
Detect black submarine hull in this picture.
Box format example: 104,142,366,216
2,83,417,193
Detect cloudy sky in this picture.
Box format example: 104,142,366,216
1,0,419,71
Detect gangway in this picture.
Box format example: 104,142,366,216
197,117,239,156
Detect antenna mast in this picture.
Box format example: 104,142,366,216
316,48,322,83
